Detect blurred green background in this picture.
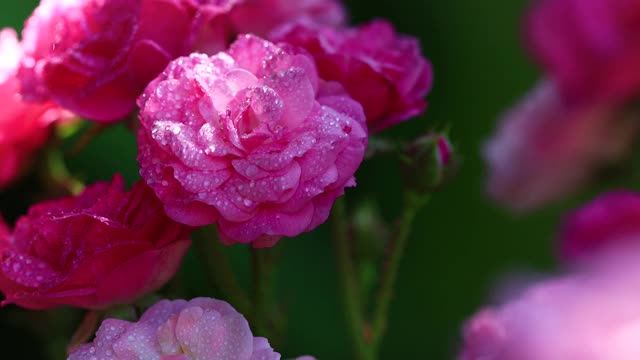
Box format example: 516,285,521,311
0,0,576,359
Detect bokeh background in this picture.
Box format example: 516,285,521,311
0,0,580,358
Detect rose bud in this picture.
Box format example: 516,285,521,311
0,28,70,189
483,81,637,211
459,249,640,360
272,19,433,131
526,0,640,105
69,297,313,359
19,0,237,122
137,35,367,247
401,133,455,196
0,175,192,310
229,0,346,37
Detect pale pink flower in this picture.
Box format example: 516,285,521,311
273,20,433,131
19,0,237,122
0,28,68,189
484,81,637,210
69,297,306,359
137,35,367,246
459,251,640,360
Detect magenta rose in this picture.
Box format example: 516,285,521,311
137,35,367,246
459,250,640,360
0,28,69,189
273,19,433,131
483,81,637,210
526,0,640,105
0,175,192,310
559,191,640,263
69,297,314,359
229,0,345,37
19,0,235,122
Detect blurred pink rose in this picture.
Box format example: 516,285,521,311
559,191,640,262
484,81,637,210
459,251,640,360
69,297,309,359
137,35,367,246
0,28,68,189
526,0,640,105
230,0,345,37
19,0,236,122
273,19,433,131
0,175,192,310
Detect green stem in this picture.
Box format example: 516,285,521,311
370,192,428,349
331,198,374,360
66,310,104,355
44,147,84,195
251,244,287,345
66,123,111,156
251,248,271,337
193,226,251,315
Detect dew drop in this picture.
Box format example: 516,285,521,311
246,165,258,177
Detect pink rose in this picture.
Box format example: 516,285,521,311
526,0,640,105
459,251,640,360
559,191,640,262
483,81,637,210
69,297,311,359
230,0,345,37
19,0,235,122
137,35,367,246
273,20,433,131
0,28,68,189
0,175,192,310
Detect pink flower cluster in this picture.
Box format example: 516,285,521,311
0,176,192,309
474,2,640,355
459,192,640,359
485,0,640,210
3,0,433,245
69,297,313,360
17,0,348,122
0,0,432,357
468,1,640,354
